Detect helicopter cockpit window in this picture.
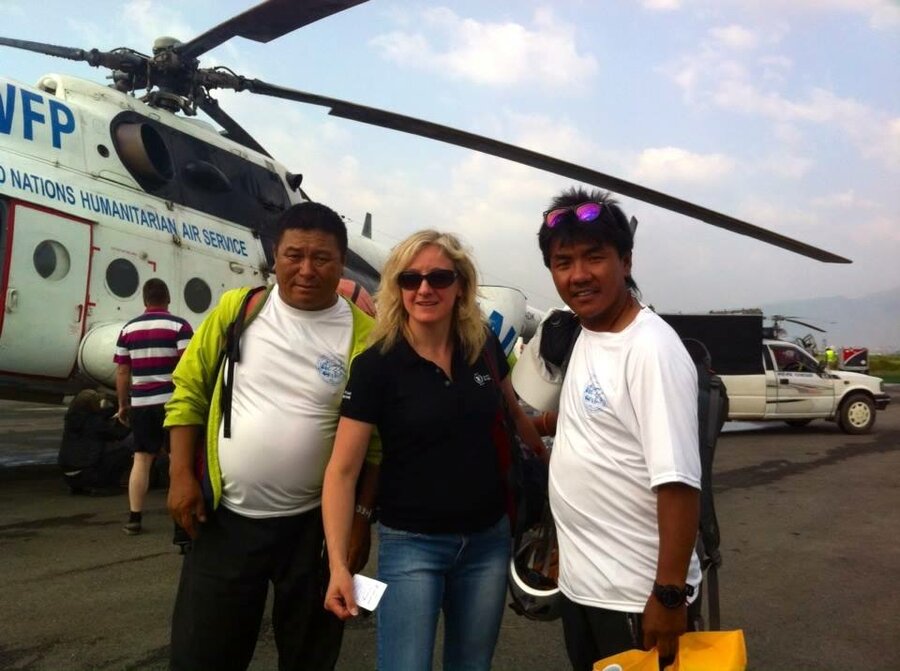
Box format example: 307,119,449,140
33,240,71,281
106,258,140,298
183,277,212,314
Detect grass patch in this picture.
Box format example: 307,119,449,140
870,354,900,383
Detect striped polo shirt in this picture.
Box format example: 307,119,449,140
114,309,193,407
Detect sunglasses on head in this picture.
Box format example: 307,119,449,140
397,269,459,291
543,201,603,228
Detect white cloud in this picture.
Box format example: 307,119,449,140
810,190,877,210
120,0,197,48
664,37,900,171
757,154,813,179
633,147,736,184
758,55,793,85
369,7,598,88
709,24,759,50
66,1,199,52
641,0,683,11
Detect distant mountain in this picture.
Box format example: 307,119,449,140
757,286,900,354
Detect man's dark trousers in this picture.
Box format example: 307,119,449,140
170,505,344,671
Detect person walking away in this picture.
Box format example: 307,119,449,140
535,188,701,669
165,202,380,671
114,278,193,535
322,230,545,671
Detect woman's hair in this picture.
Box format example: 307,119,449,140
370,230,487,364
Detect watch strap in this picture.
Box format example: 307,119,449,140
652,581,695,608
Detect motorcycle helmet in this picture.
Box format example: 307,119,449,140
511,322,563,412
508,508,561,621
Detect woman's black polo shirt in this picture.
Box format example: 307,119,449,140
340,334,510,534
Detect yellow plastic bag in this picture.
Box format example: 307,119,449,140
593,630,747,671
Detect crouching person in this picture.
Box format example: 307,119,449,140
58,390,131,495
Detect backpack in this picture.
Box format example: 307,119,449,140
540,309,728,630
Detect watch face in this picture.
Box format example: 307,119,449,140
654,583,685,609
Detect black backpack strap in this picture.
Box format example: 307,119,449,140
220,286,268,439
681,337,728,631
560,328,579,378
703,372,727,631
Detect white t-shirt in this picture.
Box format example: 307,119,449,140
218,288,352,518
549,307,702,611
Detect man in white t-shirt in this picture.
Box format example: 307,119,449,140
164,202,379,671
537,188,701,669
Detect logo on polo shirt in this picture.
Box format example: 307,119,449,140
582,382,608,412
474,372,492,386
317,355,346,385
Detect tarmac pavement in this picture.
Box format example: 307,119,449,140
0,389,898,670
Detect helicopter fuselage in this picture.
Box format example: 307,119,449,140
0,73,287,401
0,73,531,403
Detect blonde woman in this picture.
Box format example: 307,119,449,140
323,230,545,670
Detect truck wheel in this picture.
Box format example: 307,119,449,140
785,419,812,428
839,393,875,434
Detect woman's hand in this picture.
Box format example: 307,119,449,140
324,566,359,620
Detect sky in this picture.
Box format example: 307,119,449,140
1,0,898,316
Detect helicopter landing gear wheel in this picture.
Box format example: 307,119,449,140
838,393,875,434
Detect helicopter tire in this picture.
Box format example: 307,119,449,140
785,419,812,428
838,393,875,434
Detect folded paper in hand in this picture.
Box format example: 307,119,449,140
352,574,388,611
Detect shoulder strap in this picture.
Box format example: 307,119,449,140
560,328,579,378
482,330,506,398
221,286,269,439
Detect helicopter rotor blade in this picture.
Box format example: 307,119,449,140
176,0,369,61
198,96,271,157
233,78,851,264
0,37,146,72
783,318,827,332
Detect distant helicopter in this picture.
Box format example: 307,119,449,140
0,0,850,404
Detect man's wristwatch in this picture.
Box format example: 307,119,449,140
652,581,695,609
354,504,373,521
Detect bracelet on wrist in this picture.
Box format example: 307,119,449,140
354,504,373,521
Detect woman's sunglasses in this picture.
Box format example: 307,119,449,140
397,269,459,291
543,201,603,228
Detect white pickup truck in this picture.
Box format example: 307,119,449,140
720,339,891,434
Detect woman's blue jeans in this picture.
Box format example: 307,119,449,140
376,516,511,671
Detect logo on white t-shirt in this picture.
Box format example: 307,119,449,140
582,382,608,412
317,355,346,385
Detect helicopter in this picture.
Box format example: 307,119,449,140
0,0,850,405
